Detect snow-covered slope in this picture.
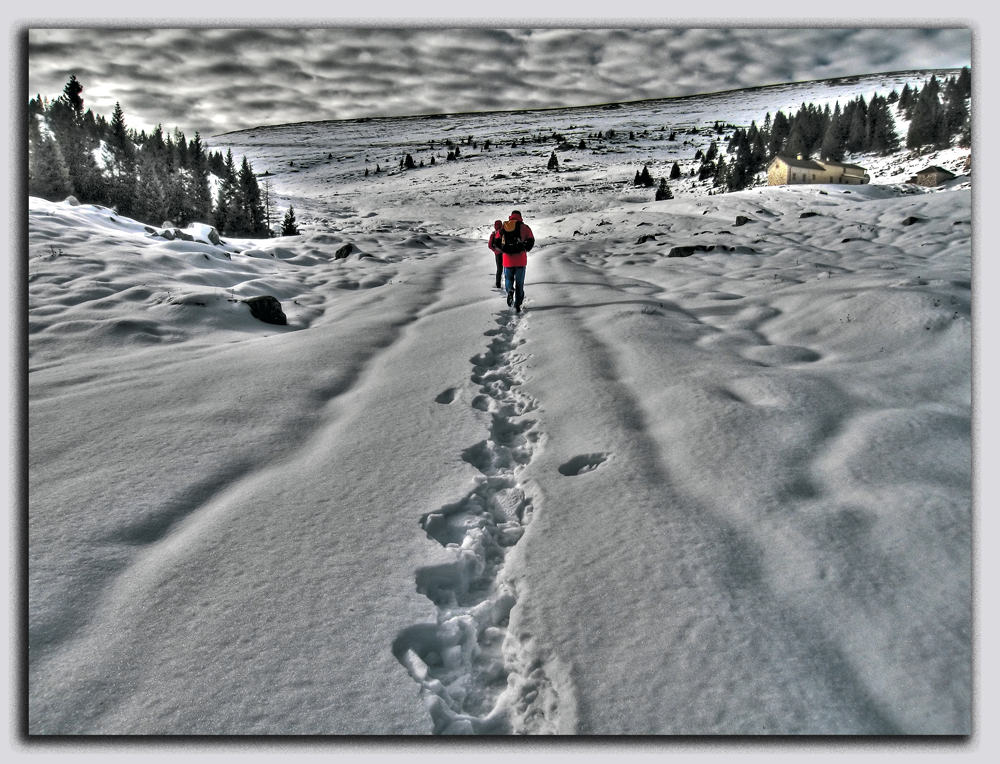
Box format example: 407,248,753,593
28,71,971,735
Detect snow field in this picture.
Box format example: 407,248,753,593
28,70,971,734
394,310,573,734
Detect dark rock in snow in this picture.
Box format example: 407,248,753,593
206,227,222,246
63,195,80,206
668,244,715,258
176,231,194,242
735,216,750,226
159,229,175,240
335,243,354,259
902,216,922,226
161,220,175,229
799,211,819,219
637,234,657,244
244,295,287,325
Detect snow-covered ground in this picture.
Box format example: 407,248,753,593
28,71,971,735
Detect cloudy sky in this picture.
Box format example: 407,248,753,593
26,26,972,140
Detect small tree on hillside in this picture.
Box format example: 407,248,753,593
281,205,300,236
547,151,559,170
655,177,673,201
669,161,681,180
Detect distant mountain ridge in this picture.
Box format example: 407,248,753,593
215,69,965,138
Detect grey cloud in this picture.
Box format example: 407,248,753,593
26,26,971,138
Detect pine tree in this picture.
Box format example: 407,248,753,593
107,102,137,216
280,205,299,236
61,75,84,119
639,165,653,187
547,151,559,170
670,161,681,180
28,133,73,200
846,97,867,153
214,149,240,234
898,83,912,113
404,153,415,169
239,157,267,236
186,132,213,223
820,103,846,161
655,177,673,201
907,79,944,149
869,97,901,154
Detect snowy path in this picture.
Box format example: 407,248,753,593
28,181,971,734
30,240,527,732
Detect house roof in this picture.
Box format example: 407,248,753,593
818,160,867,173
916,165,956,176
770,156,868,173
770,155,826,171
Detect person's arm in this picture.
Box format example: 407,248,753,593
522,225,535,251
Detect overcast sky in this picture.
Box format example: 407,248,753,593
26,26,971,140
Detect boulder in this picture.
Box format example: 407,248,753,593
799,211,819,219
902,216,922,226
735,215,750,226
244,295,287,325
335,243,354,259
636,234,657,244
63,195,80,206
668,244,714,258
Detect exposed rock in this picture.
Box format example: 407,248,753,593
243,295,287,325
902,216,922,226
637,234,657,244
668,244,715,258
161,220,175,229
799,211,819,219
63,195,80,206
176,231,194,242
335,243,354,259
159,229,175,240
206,227,222,245
735,215,750,226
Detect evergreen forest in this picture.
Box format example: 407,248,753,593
28,76,273,238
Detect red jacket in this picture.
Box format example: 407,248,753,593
499,214,534,267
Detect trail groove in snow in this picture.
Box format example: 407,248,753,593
393,311,566,734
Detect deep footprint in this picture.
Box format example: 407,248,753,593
395,312,562,734
558,452,611,476
435,387,459,404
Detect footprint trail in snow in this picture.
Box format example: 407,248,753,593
393,312,560,734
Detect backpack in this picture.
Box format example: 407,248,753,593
499,220,523,254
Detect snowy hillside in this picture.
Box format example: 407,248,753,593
28,71,971,735
214,68,969,237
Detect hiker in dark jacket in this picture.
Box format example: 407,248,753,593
487,219,503,289
497,210,535,312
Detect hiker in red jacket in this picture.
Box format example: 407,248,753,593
487,219,503,289
497,210,535,312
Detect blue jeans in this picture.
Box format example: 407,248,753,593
504,266,526,308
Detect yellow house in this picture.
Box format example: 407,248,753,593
767,154,870,186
